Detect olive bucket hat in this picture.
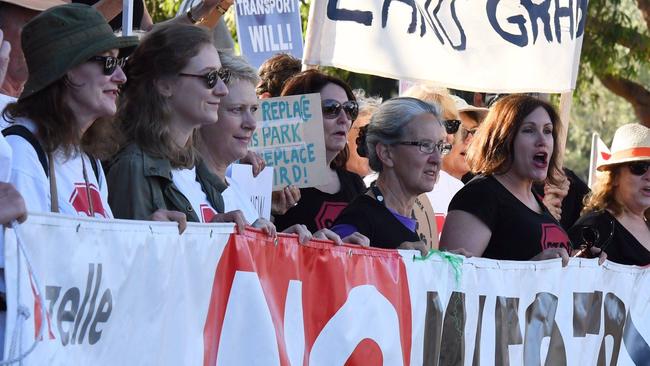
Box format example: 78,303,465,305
19,3,139,99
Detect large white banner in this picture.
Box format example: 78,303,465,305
3,214,650,365
303,0,587,93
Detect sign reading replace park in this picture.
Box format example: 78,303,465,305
235,0,304,69
304,0,587,92
249,93,329,190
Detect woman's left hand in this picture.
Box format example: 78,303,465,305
239,150,266,177
283,224,312,244
271,185,301,215
252,218,277,238
398,240,428,256
572,246,607,265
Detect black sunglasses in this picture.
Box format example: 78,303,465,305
321,99,359,121
627,161,650,176
443,119,461,134
178,68,231,89
88,56,128,76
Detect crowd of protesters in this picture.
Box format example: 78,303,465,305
1,2,649,279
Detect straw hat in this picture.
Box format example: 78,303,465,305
597,123,650,170
451,95,489,120
0,0,65,12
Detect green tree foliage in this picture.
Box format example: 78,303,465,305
146,0,181,23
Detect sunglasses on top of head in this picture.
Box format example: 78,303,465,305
627,161,650,176
88,55,128,76
178,68,231,89
321,99,359,121
443,119,461,134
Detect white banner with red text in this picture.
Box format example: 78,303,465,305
2,213,650,365
303,0,586,93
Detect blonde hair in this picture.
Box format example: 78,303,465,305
401,84,458,120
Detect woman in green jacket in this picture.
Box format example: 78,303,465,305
108,24,256,232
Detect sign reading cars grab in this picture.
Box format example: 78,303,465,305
202,231,413,365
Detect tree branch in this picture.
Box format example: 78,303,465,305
598,73,650,126
637,0,650,32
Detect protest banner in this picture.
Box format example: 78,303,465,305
3,214,650,365
235,0,304,69
248,93,330,190
304,0,586,93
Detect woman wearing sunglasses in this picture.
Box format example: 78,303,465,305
2,4,137,216
108,24,247,230
440,95,603,265
568,123,650,266
272,70,368,245
331,97,450,254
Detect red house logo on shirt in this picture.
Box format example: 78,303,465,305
200,203,217,223
68,183,108,218
540,223,571,252
315,202,348,229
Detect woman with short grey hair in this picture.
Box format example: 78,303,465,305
331,97,450,252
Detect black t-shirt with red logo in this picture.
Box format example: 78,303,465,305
448,175,572,260
274,168,365,233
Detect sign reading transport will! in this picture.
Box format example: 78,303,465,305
3,214,650,365
248,93,330,190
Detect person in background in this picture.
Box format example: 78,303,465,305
345,89,382,185
256,53,301,99
3,4,138,217
273,70,369,246
332,97,449,254
569,123,650,266
197,51,343,243
441,94,591,265
108,24,248,232
445,96,488,182
0,0,66,112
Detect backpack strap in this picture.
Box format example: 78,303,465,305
2,125,49,177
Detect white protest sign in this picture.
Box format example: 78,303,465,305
229,164,273,220
304,0,587,92
234,0,304,69
248,93,330,190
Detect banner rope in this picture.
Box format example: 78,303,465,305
413,249,464,285
0,221,47,365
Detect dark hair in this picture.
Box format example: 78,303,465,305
281,69,356,169
118,23,213,168
256,53,301,97
466,94,562,185
3,77,121,159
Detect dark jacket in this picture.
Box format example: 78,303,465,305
107,143,226,222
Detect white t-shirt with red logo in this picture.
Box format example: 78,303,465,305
0,93,17,181
171,167,217,223
5,118,112,218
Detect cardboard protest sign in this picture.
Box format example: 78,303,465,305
304,0,587,92
248,93,330,190
411,193,438,249
235,0,304,69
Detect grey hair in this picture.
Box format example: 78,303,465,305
353,89,382,119
217,51,260,85
359,97,441,172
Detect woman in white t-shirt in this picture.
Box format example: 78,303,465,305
107,24,252,233
197,52,343,243
2,4,138,218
